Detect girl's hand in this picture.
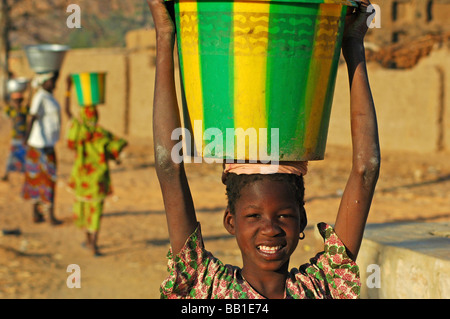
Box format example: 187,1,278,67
343,0,374,43
147,0,175,37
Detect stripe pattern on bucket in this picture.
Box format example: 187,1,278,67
71,72,106,107
174,0,347,161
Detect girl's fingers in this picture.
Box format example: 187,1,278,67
147,0,175,34
343,0,376,41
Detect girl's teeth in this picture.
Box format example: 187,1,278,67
258,246,281,253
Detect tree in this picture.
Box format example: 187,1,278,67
0,0,66,102
0,0,11,103
0,0,151,101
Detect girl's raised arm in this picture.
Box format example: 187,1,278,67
149,0,197,255
334,1,381,261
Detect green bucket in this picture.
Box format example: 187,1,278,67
71,72,106,107
172,0,357,161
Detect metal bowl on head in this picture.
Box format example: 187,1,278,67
24,44,70,74
7,78,29,93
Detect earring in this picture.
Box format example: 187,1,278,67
299,232,305,240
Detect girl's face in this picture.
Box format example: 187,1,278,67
224,178,304,274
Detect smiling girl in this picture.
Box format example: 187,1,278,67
149,0,380,299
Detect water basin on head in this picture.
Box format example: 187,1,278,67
71,72,107,107
24,44,70,74
170,0,357,162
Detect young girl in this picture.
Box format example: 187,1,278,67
65,76,128,256
150,0,380,299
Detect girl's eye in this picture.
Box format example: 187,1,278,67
279,212,297,219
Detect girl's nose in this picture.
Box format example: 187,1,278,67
260,218,283,237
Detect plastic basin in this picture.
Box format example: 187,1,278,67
71,72,106,107
171,0,357,161
24,44,69,74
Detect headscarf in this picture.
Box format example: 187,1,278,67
80,105,99,129
67,105,99,145
222,161,308,184
33,72,56,87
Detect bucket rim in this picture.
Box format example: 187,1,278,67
165,0,359,6
8,77,29,84
70,72,107,76
24,44,70,53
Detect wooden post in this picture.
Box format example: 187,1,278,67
0,0,10,104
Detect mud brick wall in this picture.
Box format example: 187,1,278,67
7,28,450,155
328,47,450,153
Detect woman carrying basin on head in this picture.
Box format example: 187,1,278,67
22,71,63,225
64,75,128,257
1,80,30,181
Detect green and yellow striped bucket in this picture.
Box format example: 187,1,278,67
71,72,106,107
172,0,357,161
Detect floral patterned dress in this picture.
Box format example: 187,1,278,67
161,222,360,299
22,147,57,204
66,106,127,232
4,104,28,173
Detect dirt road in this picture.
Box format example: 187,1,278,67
0,115,449,299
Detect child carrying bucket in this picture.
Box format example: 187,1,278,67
65,75,127,256
150,0,380,299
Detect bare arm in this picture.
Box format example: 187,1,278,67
24,115,37,144
25,85,40,144
148,0,197,255
333,1,380,261
65,75,73,119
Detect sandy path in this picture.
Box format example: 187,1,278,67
0,116,449,299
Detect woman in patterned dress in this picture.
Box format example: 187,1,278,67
22,72,63,225
1,91,29,181
150,0,380,299
65,76,128,256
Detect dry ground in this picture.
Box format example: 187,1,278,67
0,115,449,299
